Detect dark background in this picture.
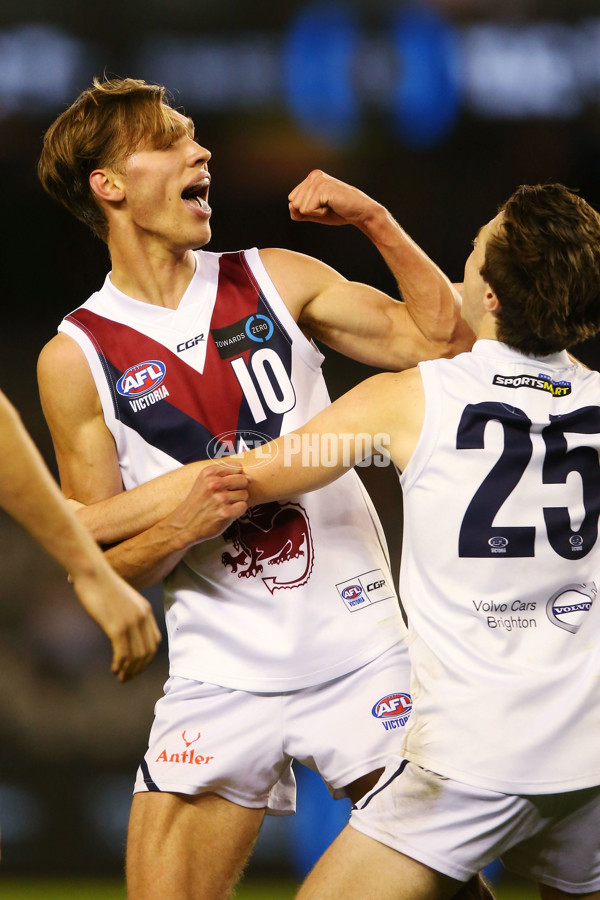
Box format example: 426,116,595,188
1,0,600,882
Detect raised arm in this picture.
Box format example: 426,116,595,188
275,169,474,369
0,387,161,681
38,334,249,588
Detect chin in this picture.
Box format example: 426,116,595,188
196,224,212,247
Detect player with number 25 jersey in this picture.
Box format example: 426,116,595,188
402,340,600,793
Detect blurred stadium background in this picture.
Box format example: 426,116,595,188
0,0,599,896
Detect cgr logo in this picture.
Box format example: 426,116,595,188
117,360,166,397
177,334,205,353
367,579,385,592
341,585,362,601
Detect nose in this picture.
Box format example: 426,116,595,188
188,138,211,166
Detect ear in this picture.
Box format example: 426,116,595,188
483,288,500,314
89,168,125,203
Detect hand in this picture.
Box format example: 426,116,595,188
71,566,162,683
288,169,380,228
166,465,250,547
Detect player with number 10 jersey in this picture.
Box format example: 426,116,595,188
59,247,405,692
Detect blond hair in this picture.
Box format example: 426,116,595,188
38,77,191,241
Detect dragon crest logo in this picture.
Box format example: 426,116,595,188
221,501,314,594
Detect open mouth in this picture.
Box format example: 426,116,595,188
181,177,211,214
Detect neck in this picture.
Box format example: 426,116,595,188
475,312,498,342
107,237,197,309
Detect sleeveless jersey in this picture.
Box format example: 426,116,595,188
59,248,405,691
400,339,600,793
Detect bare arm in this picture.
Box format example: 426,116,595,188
38,335,249,588
41,172,446,555
267,170,474,370
240,367,425,504
63,368,423,554
101,465,250,587
0,387,161,681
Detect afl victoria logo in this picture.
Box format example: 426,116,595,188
117,361,166,397
372,693,412,729
341,585,362,601
372,693,412,719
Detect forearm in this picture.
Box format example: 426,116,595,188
97,465,251,588
237,422,377,507
286,169,475,371
104,521,190,590
0,394,109,577
77,460,207,544
356,202,472,355
240,372,414,502
104,477,288,591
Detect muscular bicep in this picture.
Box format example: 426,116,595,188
259,247,434,370
300,281,433,370
37,334,123,504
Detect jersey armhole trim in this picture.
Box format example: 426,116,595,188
58,318,121,428
400,361,441,493
243,248,326,372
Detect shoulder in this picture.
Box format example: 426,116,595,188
38,332,90,379
367,368,424,402
38,333,100,414
419,347,473,374
258,248,346,321
343,369,424,416
258,247,344,285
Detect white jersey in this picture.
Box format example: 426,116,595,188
400,339,600,793
59,248,404,691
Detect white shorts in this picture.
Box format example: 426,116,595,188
351,757,600,892
134,642,412,815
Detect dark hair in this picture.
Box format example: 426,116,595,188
481,183,600,355
38,77,191,242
